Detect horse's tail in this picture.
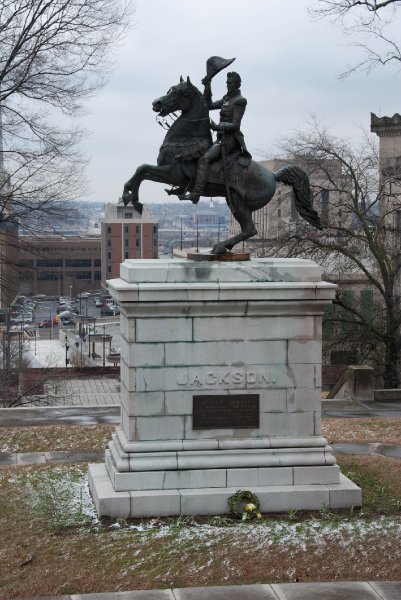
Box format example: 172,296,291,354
273,165,322,230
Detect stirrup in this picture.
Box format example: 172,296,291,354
178,191,200,204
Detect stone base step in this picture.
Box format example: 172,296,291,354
105,448,341,492
88,462,362,519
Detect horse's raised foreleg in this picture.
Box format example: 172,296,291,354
122,164,173,213
211,194,257,255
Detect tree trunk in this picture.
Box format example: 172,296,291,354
383,333,400,388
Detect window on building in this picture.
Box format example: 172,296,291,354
94,271,101,280
108,265,111,273
65,259,92,268
107,226,111,234
125,238,129,246
37,259,63,268
124,225,129,233
136,239,140,247
125,251,129,259
94,259,101,267
136,225,140,234
108,240,111,247
339,289,355,334
360,289,374,321
330,350,357,365
108,252,111,260
37,272,59,280
74,271,92,280
124,212,133,218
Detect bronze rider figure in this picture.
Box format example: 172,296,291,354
180,68,251,204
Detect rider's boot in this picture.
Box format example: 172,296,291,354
179,159,208,204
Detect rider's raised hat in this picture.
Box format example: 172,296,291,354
205,56,236,80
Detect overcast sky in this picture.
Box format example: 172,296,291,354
80,0,401,205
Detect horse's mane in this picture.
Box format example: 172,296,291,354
176,78,202,99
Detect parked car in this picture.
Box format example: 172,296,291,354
61,318,75,326
56,304,72,313
59,310,73,318
94,298,102,307
38,319,52,328
100,306,114,316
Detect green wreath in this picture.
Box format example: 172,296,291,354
228,489,262,520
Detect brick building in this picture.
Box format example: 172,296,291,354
17,234,102,297
101,200,158,287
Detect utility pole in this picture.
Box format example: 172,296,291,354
103,324,106,367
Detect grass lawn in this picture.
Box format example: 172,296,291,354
1,417,401,454
0,420,401,598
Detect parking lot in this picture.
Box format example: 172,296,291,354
6,294,122,358
9,293,119,338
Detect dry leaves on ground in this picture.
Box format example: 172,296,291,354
1,457,401,599
0,424,115,453
322,417,401,445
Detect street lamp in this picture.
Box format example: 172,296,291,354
195,217,199,253
102,324,106,367
178,216,192,251
87,316,96,358
65,334,69,368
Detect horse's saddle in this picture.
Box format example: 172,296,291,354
182,150,251,197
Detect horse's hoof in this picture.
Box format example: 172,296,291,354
135,201,144,215
122,191,131,206
211,243,229,255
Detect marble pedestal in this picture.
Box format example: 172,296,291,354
89,258,361,518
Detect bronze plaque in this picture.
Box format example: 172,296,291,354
193,394,259,429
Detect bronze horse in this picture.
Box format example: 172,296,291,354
122,77,321,254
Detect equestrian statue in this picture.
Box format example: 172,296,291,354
122,57,321,255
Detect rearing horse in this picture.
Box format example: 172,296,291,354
122,77,321,254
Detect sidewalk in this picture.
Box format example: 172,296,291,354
19,580,401,599
48,377,120,406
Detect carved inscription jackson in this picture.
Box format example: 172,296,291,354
176,369,276,387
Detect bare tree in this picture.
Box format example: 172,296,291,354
0,0,134,231
309,0,401,76
265,118,401,387
0,334,66,406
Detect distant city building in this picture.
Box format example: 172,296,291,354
0,113,19,307
0,220,19,308
371,112,401,225
17,234,101,296
101,199,158,287
194,209,223,227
